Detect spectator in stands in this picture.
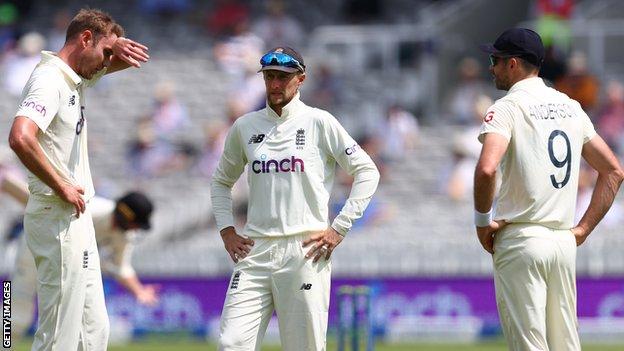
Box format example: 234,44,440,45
446,57,493,125
379,104,419,162
138,0,190,19
46,9,71,51
444,95,492,202
0,2,19,54
127,112,196,179
252,0,304,49
539,45,567,84
150,81,190,138
225,66,266,117
196,120,228,178
534,0,574,52
555,51,600,113
307,64,343,111
596,80,624,155
343,0,382,24
2,31,46,96
205,0,250,39
213,15,264,81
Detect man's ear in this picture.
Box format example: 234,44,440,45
80,30,94,48
297,73,306,86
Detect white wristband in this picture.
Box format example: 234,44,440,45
474,209,492,227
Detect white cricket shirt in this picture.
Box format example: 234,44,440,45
14,51,105,201
90,196,136,279
479,77,596,229
211,93,380,237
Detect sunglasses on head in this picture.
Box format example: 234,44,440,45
260,52,305,72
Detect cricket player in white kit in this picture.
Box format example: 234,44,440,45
474,28,624,351
7,186,158,338
8,9,149,351
211,47,380,350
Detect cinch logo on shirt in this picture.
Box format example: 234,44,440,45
251,155,305,174
345,143,359,155
21,100,47,117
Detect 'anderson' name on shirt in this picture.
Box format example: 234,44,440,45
529,103,576,121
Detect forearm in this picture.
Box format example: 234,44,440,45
577,170,624,234
116,274,144,297
106,56,131,74
332,165,380,235
473,169,496,212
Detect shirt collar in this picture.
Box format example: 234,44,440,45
266,91,303,120
41,51,83,88
508,76,544,94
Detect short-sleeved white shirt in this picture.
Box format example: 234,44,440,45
14,51,104,201
479,77,596,229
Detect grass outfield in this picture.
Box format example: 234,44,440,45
10,339,624,350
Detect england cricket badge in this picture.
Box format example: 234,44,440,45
296,129,305,149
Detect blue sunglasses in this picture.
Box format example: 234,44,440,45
260,52,305,72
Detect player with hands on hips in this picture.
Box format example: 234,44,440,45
7,8,149,351
211,46,380,351
474,28,624,351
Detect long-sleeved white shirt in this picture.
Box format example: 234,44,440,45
211,93,380,237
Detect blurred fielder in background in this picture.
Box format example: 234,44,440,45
211,46,380,350
3,176,158,340
7,8,149,351
474,28,624,350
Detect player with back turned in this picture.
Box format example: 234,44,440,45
211,47,380,350
8,8,149,351
474,28,624,350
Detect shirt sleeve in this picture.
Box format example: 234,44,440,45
321,114,381,235
478,100,516,143
211,120,247,231
103,238,136,279
574,101,597,144
15,73,61,132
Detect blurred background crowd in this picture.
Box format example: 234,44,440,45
2,0,624,345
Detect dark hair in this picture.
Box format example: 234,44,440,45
516,56,540,73
65,8,124,44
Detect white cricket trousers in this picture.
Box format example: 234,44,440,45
218,233,331,351
24,195,109,351
10,234,38,338
493,223,580,351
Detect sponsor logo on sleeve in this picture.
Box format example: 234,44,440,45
345,143,360,156
484,111,494,123
20,100,47,117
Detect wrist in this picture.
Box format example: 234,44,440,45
474,209,492,227
220,226,235,237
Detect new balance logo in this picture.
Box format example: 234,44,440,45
248,134,265,144
300,283,312,290
82,251,89,269
230,271,241,289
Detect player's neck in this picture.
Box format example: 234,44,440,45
57,43,81,75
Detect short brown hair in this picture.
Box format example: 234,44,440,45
65,8,124,44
